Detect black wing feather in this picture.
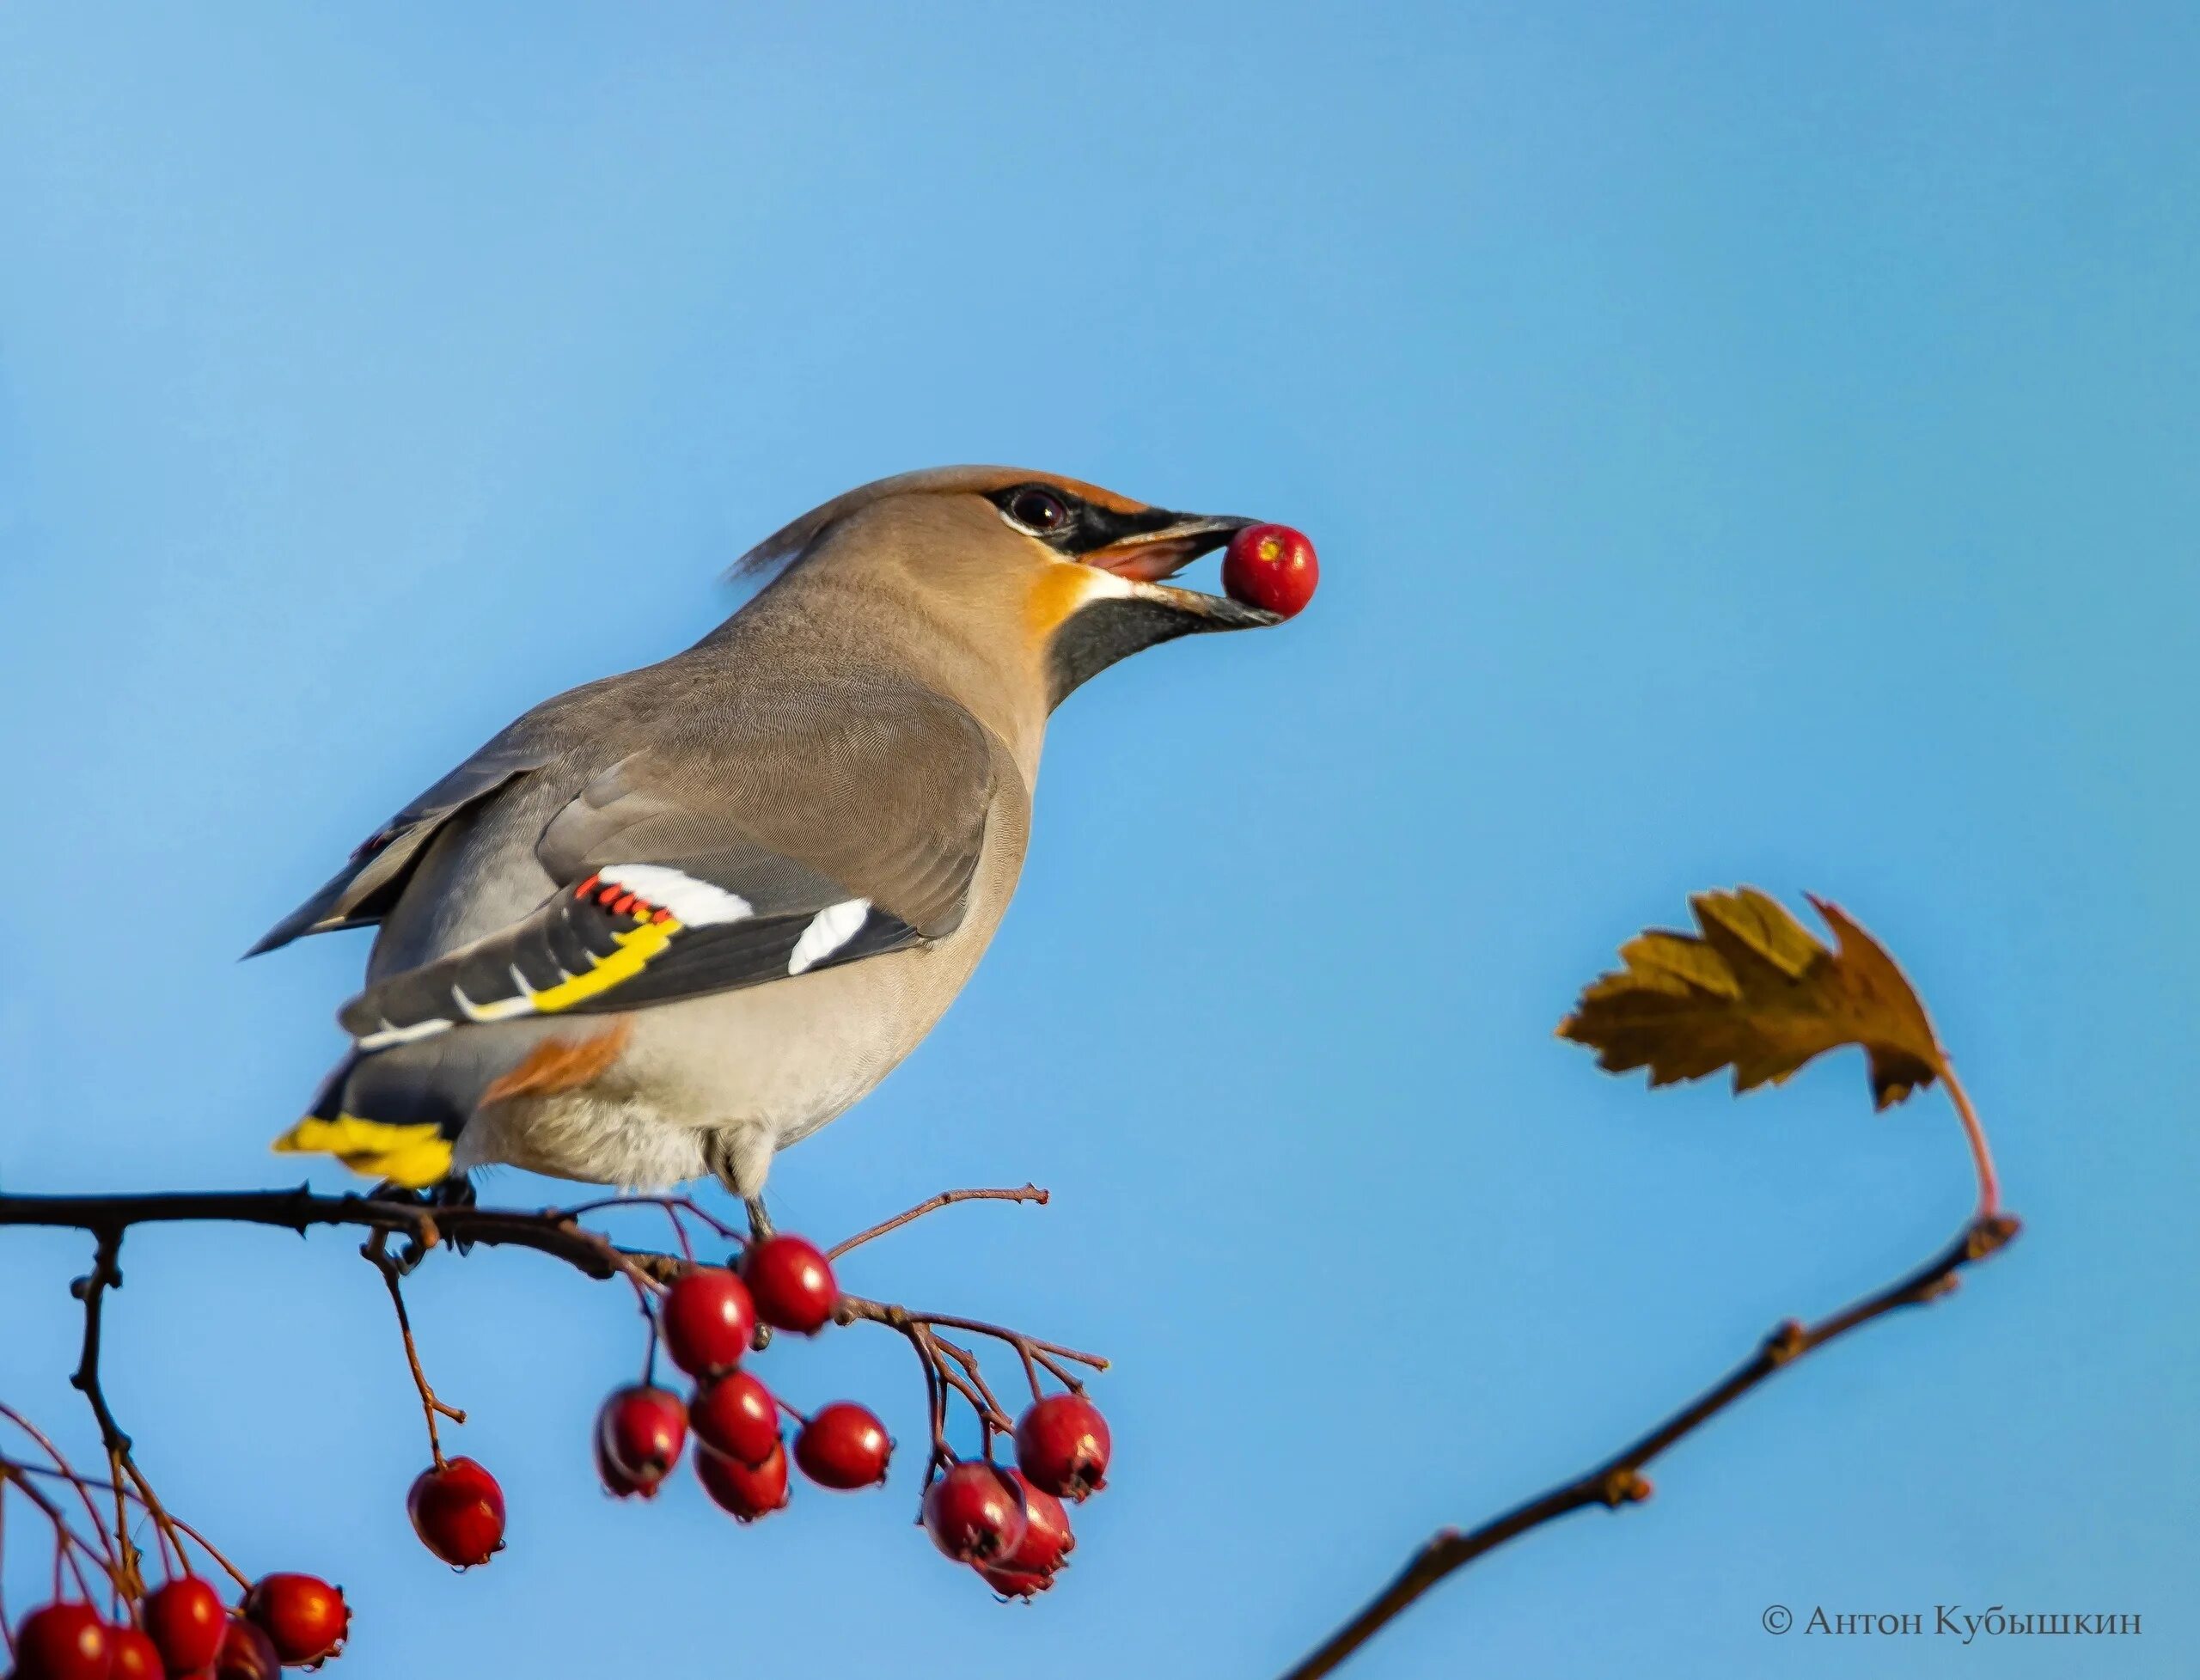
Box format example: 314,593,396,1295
337,871,920,1048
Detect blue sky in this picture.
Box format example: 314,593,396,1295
2,4,2195,1675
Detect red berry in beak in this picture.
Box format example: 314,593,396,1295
661,1267,757,1377
144,1577,229,1673
1013,1393,1111,1500
214,1616,283,1680
105,1625,163,1680
407,1455,508,1567
12,1603,108,1680
1220,522,1317,619
596,1384,688,1493
742,1234,838,1334
792,1402,892,1489
690,1370,781,1466
241,1573,348,1667
922,1462,1028,1564
694,1439,791,1521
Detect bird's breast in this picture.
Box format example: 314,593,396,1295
597,774,1033,1147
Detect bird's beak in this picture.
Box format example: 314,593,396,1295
1081,511,1280,630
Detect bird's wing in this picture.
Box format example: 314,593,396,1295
333,687,1001,1051
247,744,546,956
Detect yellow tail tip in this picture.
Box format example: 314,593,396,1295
271,1115,454,1188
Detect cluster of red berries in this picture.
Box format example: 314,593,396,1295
5,1221,1113,1676
922,1392,1111,1598
9,1572,348,1679
592,1234,880,1523
589,1231,1113,1599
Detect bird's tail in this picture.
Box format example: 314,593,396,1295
270,1053,458,1188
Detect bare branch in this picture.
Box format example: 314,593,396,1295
1277,1210,2020,1679
828,1185,1049,1260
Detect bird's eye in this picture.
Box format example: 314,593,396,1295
1005,486,1071,535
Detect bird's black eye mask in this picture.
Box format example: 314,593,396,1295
987,484,1181,557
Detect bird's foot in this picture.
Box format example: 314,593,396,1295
379,1174,477,1274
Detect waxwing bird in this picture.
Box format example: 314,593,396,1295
254,467,1282,1225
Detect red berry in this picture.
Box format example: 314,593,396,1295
241,1573,348,1666
1014,1393,1110,1500
143,1578,228,1673
978,1565,1057,1600
694,1440,790,1522
792,1402,891,1490
106,1625,163,1680
596,1384,688,1493
690,1371,780,1467
1220,522,1317,619
742,1235,837,1334
407,1455,507,1567
922,1462,1027,1564
12,1603,108,1680
660,1268,756,1377
214,1616,282,1680
994,1468,1075,1575
593,1431,644,1498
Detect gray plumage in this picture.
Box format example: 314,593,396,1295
259,467,1279,1200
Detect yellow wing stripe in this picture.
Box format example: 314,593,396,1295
521,914,685,1012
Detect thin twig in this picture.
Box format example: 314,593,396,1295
0,1408,123,1578
66,1229,179,1598
558,1193,744,1253
931,1336,1014,1433
827,1185,1049,1260
1,1457,248,1592
163,1510,252,1592
1278,1211,2021,1679
834,1298,1107,1372
364,1233,467,1468
0,1463,115,1602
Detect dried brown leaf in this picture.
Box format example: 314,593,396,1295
1557,888,1943,1109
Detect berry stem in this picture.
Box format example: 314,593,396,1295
557,1193,743,1255
158,1510,253,1593
1,1460,116,1604
772,1394,811,1428
1011,1341,1045,1403
364,1233,467,1469
930,1335,1013,1434
0,1453,248,1592
0,1407,125,1579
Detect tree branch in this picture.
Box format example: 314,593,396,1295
0,1188,673,1282
1277,1209,2021,1679
0,1182,1099,1536
827,1184,1049,1259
